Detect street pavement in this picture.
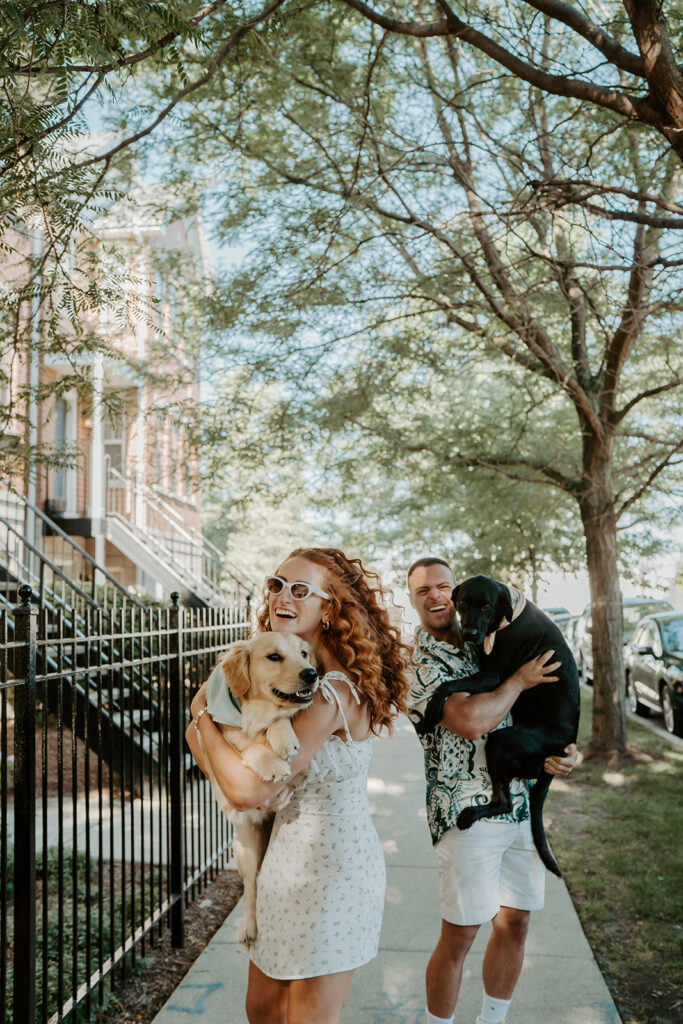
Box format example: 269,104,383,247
151,717,622,1024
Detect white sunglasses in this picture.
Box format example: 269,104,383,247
265,575,330,601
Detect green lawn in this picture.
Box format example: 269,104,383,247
546,688,683,1024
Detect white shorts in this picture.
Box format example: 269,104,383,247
436,818,545,926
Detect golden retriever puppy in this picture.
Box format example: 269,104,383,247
198,632,318,946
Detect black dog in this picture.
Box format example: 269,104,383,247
417,574,579,877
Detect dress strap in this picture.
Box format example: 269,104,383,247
320,671,361,741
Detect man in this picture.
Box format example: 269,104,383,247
406,557,577,1024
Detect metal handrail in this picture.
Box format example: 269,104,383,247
0,482,146,609
106,509,213,597
149,494,255,592
0,512,99,611
106,466,254,601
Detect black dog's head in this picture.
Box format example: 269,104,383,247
453,575,513,648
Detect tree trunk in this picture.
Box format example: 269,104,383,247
623,0,683,163
578,439,627,760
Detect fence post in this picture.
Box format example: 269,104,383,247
168,592,185,947
12,584,37,1024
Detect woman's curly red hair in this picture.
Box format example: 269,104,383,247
256,547,411,734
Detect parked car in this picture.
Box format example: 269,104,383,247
624,612,683,736
542,606,572,636
575,597,674,683
564,614,580,656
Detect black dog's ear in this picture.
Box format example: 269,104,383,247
452,583,461,605
496,583,513,624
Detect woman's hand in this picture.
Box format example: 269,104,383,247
511,650,561,691
544,743,579,776
259,785,294,811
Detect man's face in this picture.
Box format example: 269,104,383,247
408,563,457,633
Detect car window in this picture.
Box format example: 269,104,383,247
623,602,673,632
660,617,683,655
651,626,663,659
632,624,646,647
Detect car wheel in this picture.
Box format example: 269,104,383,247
661,685,683,737
626,673,650,717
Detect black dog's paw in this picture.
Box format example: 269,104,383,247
457,807,477,831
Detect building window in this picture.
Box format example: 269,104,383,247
54,397,68,504
104,409,126,481
154,411,165,487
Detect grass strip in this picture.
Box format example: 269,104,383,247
546,687,683,1024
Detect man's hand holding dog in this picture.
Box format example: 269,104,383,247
509,649,561,690
544,744,579,776
441,649,561,740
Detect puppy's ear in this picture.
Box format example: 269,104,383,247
497,584,513,624
221,642,251,698
452,583,461,605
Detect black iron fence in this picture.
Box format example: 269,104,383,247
0,586,250,1024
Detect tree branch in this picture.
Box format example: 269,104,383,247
616,438,683,519
527,178,683,216
6,0,231,75
340,0,668,132
58,0,288,177
623,0,683,154
601,218,654,416
523,0,643,76
614,379,683,424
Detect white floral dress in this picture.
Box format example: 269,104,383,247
249,672,385,980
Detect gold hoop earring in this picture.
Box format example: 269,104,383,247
322,619,330,631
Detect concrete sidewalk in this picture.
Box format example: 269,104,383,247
152,719,622,1024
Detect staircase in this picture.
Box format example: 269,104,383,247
105,465,254,607
1,488,162,788
1,481,255,786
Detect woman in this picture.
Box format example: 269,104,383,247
186,547,411,1024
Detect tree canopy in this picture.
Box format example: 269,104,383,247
155,2,682,756
1,1,682,758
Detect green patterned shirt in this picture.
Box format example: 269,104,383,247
407,627,529,846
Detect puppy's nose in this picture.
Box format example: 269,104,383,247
463,628,479,640
299,667,318,684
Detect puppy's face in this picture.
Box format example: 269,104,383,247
221,632,319,711
453,575,513,645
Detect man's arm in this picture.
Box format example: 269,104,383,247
440,651,560,740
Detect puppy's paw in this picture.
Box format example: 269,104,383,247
274,735,299,760
266,720,300,761
456,807,476,831
242,746,292,781
262,760,291,783
238,914,258,948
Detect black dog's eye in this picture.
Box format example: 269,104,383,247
267,652,284,662
482,602,492,610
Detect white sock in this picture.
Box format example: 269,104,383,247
425,1008,454,1024
476,992,512,1023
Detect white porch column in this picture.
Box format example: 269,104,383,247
24,227,42,553
135,384,146,529
90,352,106,565
134,249,147,532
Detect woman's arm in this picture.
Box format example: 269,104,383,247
187,682,343,811
439,650,560,740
